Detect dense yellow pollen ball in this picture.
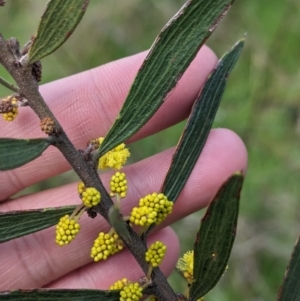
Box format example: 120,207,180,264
81,187,101,208
119,282,143,301
90,231,123,262
109,278,129,290
55,215,80,246
77,181,86,194
129,193,173,226
145,241,167,267
110,171,128,198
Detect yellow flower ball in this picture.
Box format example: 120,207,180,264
77,181,86,195
55,215,80,246
119,282,143,301
129,206,158,226
90,231,123,262
129,193,173,227
109,278,129,290
81,187,101,208
145,241,167,267
110,171,128,198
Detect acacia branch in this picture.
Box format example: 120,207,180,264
0,33,177,301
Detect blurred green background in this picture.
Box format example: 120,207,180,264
1,1,300,300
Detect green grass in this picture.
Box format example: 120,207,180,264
1,1,300,300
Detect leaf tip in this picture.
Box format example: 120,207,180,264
232,170,243,177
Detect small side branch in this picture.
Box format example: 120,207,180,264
0,76,19,93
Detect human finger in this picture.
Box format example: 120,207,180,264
0,128,247,290
0,46,217,201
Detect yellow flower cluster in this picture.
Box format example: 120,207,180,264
177,250,194,284
55,215,80,246
109,278,129,290
77,182,101,208
0,97,18,122
81,186,101,208
145,241,167,267
110,171,128,198
129,193,173,226
77,181,86,194
119,282,143,301
130,206,157,226
90,231,123,262
97,137,130,170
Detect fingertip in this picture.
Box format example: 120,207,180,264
169,128,248,222
197,44,218,72
199,128,248,175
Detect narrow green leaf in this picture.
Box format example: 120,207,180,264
28,0,90,64
277,235,300,301
108,205,132,242
189,173,243,300
161,40,244,203
0,289,119,301
0,138,51,171
99,0,234,156
0,205,76,243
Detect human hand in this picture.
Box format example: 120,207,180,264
0,46,247,290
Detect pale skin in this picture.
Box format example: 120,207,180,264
0,46,247,290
